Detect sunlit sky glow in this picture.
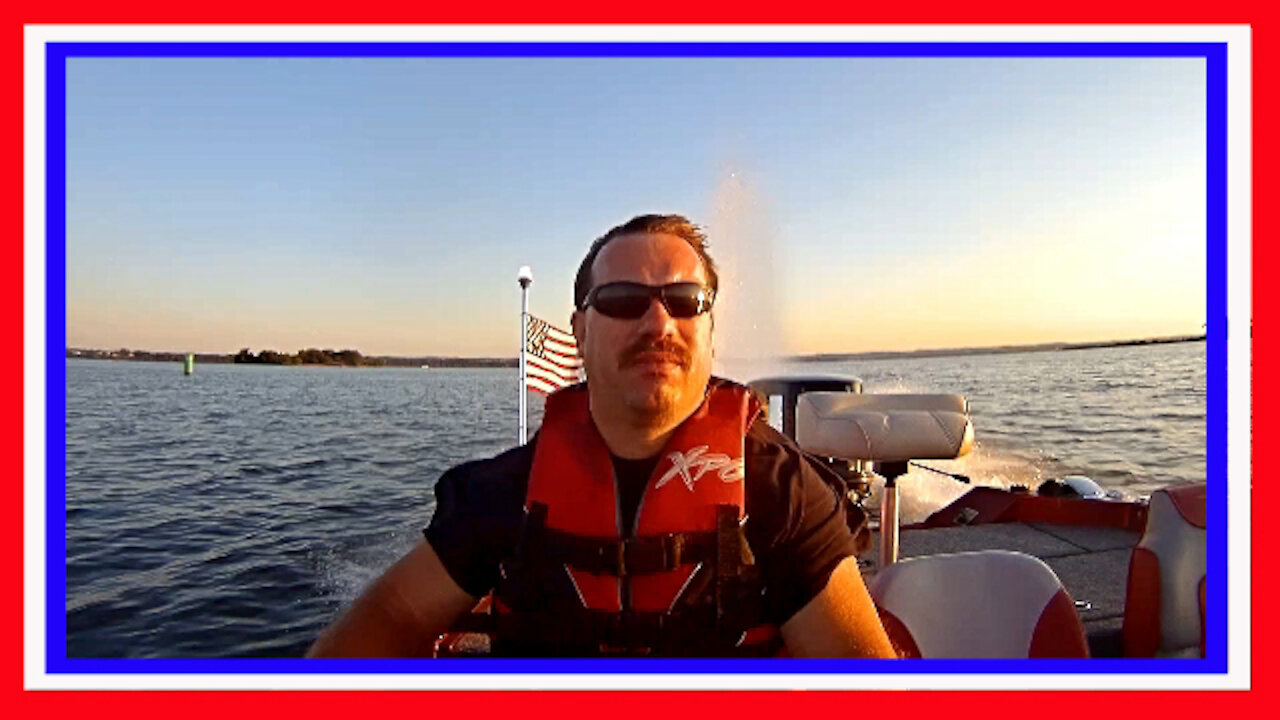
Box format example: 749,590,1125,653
64,54,1206,357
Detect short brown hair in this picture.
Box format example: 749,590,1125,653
574,214,720,310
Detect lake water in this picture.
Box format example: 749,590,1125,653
62,341,1206,658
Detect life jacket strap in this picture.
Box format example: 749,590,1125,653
517,501,754,576
523,524,721,577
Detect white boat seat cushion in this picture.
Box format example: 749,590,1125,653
1123,484,1206,657
870,550,1089,658
795,392,974,462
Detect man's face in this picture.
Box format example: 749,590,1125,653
572,232,714,429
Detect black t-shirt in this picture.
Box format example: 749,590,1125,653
424,420,863,625
612,455,659,534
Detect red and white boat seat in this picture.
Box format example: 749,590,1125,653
1123,483,1206,658
869,550,1089,658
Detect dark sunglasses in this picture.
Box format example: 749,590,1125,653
581,282,715,320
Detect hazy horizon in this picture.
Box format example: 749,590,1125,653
65,53,1207,358
68,330,1205,361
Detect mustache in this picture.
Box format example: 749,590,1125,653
619,338,690,368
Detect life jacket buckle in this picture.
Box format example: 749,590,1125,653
613,542,628,576
660,533,685,570
613,533,687,576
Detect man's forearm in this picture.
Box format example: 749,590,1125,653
306,584,439,657
781,556,896,658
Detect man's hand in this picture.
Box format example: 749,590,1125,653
306,540,478,657
780,555,896,658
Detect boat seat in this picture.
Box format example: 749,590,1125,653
1122,483,1206,658
869,550,1090,658
794,392,974,462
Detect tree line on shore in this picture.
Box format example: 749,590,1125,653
232,347,384,366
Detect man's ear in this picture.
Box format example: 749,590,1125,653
571,309,586,356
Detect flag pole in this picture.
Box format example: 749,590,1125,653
517,265,533,444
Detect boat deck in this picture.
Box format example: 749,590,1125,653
860,522,1140,657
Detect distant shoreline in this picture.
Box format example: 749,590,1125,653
64,349,517,368
788,333,1207,364
66,333,1205,368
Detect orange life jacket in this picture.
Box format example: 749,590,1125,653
490,379,778,656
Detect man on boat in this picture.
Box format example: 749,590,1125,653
308,214,895,658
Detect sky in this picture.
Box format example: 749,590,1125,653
63,54,1207,358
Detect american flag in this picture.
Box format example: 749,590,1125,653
524,314,583,394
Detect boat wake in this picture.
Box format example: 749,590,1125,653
313,531,420,607
861,441,1049,525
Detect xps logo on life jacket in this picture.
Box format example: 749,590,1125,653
655,445,745,491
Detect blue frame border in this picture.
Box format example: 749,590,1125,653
46,41,1230,676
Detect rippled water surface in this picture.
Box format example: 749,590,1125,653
63,341,1206,658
